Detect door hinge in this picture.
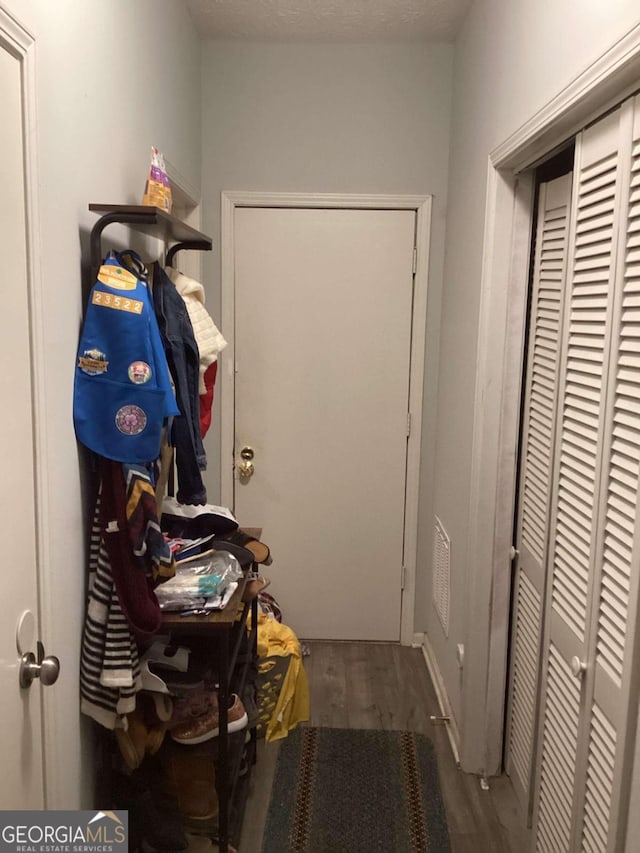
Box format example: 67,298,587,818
412,246,417,275
510,546,519,562
401,565,406,590
406,412,411,437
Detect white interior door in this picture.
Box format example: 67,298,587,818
232,207,415,640
0,27,45,807
531,96,640,852
505,171,573,812
532,114,620,851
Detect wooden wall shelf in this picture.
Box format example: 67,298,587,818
88,203,213,273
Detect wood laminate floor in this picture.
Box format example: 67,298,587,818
238,642,531,852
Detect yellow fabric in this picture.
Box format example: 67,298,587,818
251,612,310,742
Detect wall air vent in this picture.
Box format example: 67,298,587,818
432,516,450,637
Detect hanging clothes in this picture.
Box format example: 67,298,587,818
165,266,227,439
150,263,207,505
80,459,175,729
164,266,227,394
198,362,218,439
80,490,142,729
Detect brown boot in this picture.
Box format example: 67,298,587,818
115,708,165,770
163,742,219,821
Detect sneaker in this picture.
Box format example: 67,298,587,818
208,539,255,569
224,529,272,565
141,649,210,696
171,694,248,745
166,689,217,730
161,497,238,538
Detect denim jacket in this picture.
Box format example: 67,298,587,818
150,262,207,505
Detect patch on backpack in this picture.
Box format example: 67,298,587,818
115,405,147,436
78,349,109,375
128,361,152,384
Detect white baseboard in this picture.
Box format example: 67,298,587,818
412,632,425,648
420,634,461,767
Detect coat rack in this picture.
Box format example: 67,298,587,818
88,204,212,276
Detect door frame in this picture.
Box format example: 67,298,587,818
461,23,640,777
220,191,432,646
1,4,52,802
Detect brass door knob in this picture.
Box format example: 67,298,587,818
238,446,255,479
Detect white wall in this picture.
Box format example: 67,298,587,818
200,42,454,627
431,0,640,773
8,0,201,807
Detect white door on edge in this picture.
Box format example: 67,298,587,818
233,207,415,641
0,26,46,807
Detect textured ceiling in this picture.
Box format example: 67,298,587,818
186,0,472,43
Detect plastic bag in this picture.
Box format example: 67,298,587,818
155,550,242,611
142,146,172,213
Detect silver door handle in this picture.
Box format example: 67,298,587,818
19,640,60,689
570,656,587,679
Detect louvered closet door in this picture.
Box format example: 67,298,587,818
533,112,621,853
578,94,640,853
505,173,573,812
533,96,640,853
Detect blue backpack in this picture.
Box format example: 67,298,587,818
73,251,178,463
